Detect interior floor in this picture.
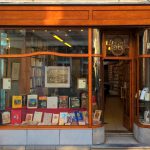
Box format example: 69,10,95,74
104,96,127,131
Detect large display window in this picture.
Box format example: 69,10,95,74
0,28,102,128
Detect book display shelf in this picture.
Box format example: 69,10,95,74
0,28,102,129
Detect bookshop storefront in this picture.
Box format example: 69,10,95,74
0,4,150,145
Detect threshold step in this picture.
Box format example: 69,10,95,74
92,144,150,150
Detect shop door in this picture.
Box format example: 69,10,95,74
120,60,131,130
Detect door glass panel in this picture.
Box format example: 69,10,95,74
105,35,129,57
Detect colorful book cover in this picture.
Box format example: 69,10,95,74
69,97,80,108
33,111,43,123
43,112,52,125
58,96,68,108
38,96,47,108
25,113,33,122
27,95,38,109
81,92,88,108
12,96,22,108
70,112,78,125
11,110,22,125
75,111,83,122
47,97,58,108
52,113,59,125
2,111,10,124
59,112,68,125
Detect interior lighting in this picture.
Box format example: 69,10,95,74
69,30,71,32
81,29,84,32
32,30,35,32
44,30,47,32
64,42,72,47
53,34,64,42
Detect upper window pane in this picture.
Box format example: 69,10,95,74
0,28,88,54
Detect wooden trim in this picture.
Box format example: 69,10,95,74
103,57,132,60
92,54,102,57
0,124,104,130
135,119,150,128
0,52,88,58
0,5,150,26
139,55,150,58
88,28,92,127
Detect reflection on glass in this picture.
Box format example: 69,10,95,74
92,57,102,125
139,58,150,124
0,56,89,126
93,29,101,54
0,29,88,54
139,29,150,55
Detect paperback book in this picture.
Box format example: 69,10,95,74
33,111,43,123
38,96,47,108
11,110,22,125
43,112,52,125
47,97,58,108
1,111,10,124
52,113,59,125
12,96,22,108
69,97,80,108
59,112,68,125
58,96,68,108
25,113,33,122
27,95,38,109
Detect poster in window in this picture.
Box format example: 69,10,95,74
45,66,70,88
77,78,87,90
12,62,20,80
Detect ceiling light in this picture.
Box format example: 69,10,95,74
81,29,84,32
69,30,71,32
45,30,47,32
32,30,35,32
53,34,63,42
57,30,59,32
64,42,72,47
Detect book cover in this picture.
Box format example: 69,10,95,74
58,96,68,108
47,97,58,108
25,113,33,122
75,111,83,122
27,95,38,109
38,96,47,108
93,110,102,125
81,92,88,108
52,113,59,125
59,112,68,125
33,111,43,123
12,96,22,108
70,112,78,125
69,97,80,108
11,110,22,125
82,111,88,124
2,111,10,124
43,112,52,125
